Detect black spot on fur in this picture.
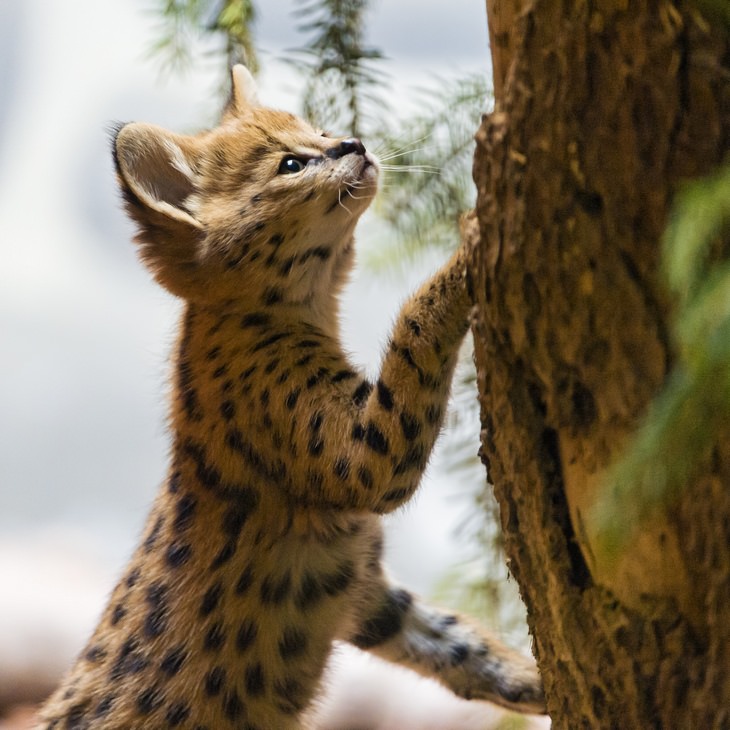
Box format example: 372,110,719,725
226,427,286,483
177,348,203,422
323,561,355,595
110,637,149,680
309,411,323,431
357,466,374,489
160,646,187,676
393,444,426,476
406,318,422,336
352,380,373,405
213,365,228,379
449,642,470,666
260,572,291,605
240,365,257,381
203,621,226,652
332,369,356,382
352,423,365,440
235,565,254,595
168,470,181,494
94,695,114,717
210,540,237,571
279,256,295,276
399,411,421,441
308,436,324,457
376,380,394,410
295,560,355,610
306,367,329,389
173,494,197,532
352,588,413,649
395,344,419,372
295,573,322,610
220,400,236,420
285,388,300,410
183,441,222,492
85,645,107,663
143,515,164,552
64,703,89,728
165,542,192,568
278,626,308,659
144,583,169,638
241,312,272,328
136,687,163,714
222,493,259,537
204,666,226,696
245,662,266,696
251,331,288,352
383,487,409,503
299,245,331,262
365,422,389,455
165,701,190,726
126,567,141,588
223,689,243,720
110,603,126,626
200,582,224,617
333,457,350,481
262,287,283,305
235,620,258,652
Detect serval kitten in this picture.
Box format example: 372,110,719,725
38,66,544,729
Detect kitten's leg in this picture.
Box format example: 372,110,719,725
346,575,546,715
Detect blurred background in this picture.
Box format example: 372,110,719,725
0,1,546,727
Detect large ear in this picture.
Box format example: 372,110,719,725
225,64,260,117
113,123,204,298
114,122,201,230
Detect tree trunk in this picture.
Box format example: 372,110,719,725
469,1,730,726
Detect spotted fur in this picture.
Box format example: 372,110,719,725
37,66,544,729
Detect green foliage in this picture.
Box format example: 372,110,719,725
368,74,489,263
290,0,384,137
151,0,258,74
590,163,730,556
214,0,258,71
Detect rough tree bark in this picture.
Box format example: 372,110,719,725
468,1,730,727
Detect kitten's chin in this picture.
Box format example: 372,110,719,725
357,156,380,197
362,151,379,176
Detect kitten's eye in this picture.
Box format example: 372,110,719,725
278,155,306,174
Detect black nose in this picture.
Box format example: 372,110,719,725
327,137,366,159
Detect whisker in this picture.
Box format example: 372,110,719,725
378,146,436,162
380,164,440,173
337,187,354,216
373,132,434,160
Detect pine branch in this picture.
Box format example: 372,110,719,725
290,0,384,137
150,0,258,75
371,74,490,261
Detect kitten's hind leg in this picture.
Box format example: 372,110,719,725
346,579,546,715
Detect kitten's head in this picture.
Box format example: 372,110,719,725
113,66,379,311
